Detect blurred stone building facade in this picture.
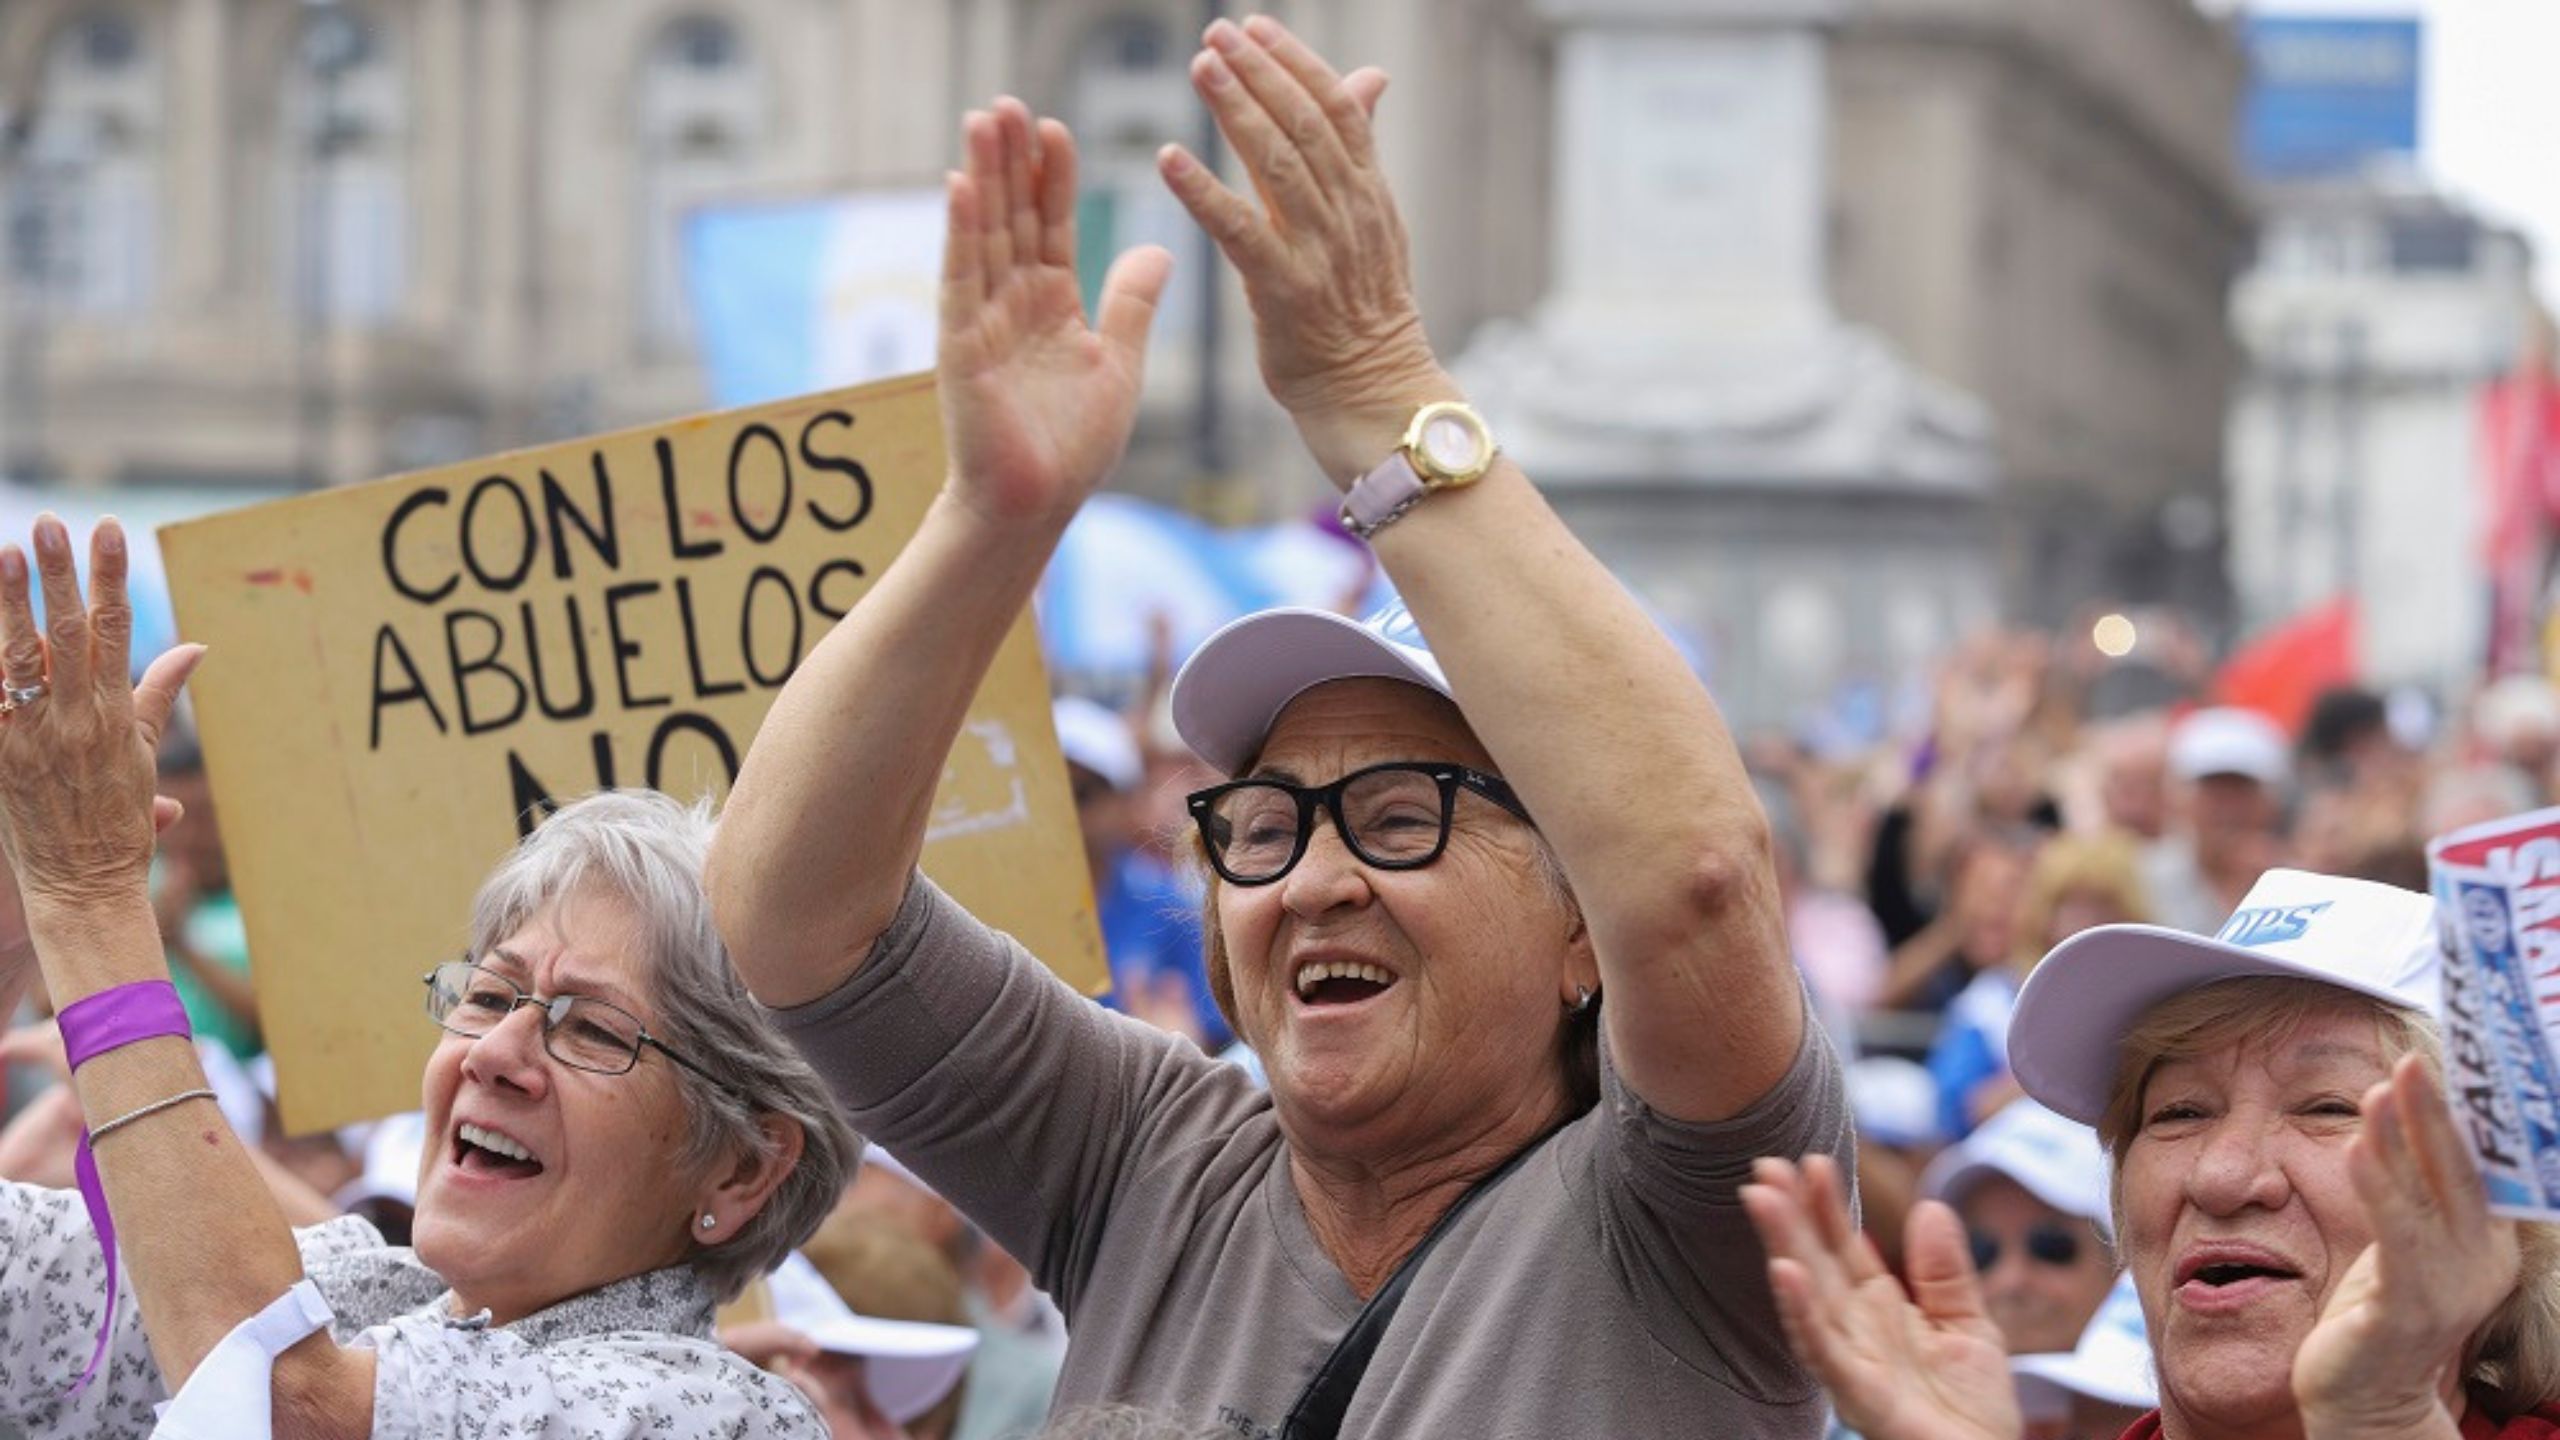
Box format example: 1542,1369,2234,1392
0,0,2242,654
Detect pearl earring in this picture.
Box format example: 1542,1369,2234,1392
700,1213,717,1231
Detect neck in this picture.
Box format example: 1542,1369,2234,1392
1285,1085,1566,1299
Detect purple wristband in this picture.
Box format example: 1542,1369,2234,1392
59,980,193,1071
55,980,195,1397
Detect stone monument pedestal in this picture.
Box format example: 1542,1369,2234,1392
1457,0,1996,728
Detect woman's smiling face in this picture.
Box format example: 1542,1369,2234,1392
2117,999,2390,1434
412,886,711,1325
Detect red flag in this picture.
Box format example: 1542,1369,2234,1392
2212,596,2359,737
2479,360,2560,673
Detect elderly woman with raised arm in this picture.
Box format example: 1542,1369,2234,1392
1743,868,2560,1440
706,16,1849,1438
0,523,857,1437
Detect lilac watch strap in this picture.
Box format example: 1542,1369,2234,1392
1339,451,1427,540
56,980,195,1396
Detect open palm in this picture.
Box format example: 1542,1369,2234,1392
938,99,1171,527
1742,1157,2024,1440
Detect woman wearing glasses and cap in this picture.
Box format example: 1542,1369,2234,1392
709,15,1847,1439
1744,868,2560,1440
0,523,857,1435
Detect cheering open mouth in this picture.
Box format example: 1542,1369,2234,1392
451,1119,547,1179
1290,953,1401,1008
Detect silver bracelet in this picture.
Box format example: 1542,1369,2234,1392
88,1088,217,1145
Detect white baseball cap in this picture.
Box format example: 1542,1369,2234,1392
1919,1099,2113,1239
1052,696,1143,794
765,1252,978,1424
2168,706,2291,787
2008,868,2440,1126
1846,1057,1941,1151
1171,602,1449,776
2012,1272,2156,1413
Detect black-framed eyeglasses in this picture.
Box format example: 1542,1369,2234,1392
1968,1221,2088,1272
1187,760,1532,887
423,960,725,1088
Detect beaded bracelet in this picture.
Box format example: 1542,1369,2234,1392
88,1087,217,1145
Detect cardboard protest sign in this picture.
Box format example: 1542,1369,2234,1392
160,375,1106,1134
2427,807,2560,1217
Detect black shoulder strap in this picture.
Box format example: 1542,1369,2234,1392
1278,1130,1558,1440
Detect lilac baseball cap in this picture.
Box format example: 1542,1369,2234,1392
1171,601,1451,776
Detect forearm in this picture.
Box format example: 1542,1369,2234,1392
29,893,360,1409
1875,920,1963,1010
710,490,1066,1006
1360,422,1798,1116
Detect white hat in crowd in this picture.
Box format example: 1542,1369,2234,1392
2012,1272,2157,1414
2009,868,2440,1126
332,1110,430,1214
2478,674,2560,751
765,1251,979,1425
1171,601,1450,777
2167,706,2292,788
1846,1057,1941,1151
1053,696,1144,794
1919,1099,2113,1239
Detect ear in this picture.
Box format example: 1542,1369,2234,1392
696,1112,805,1244
1557,906,1598,1010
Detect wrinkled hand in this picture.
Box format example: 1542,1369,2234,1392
2293,1056,2519,1436
1158,17,1426,484
0,517,203,914
938,99,1172,528
1741,1156,2024,1440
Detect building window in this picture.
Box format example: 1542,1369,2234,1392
11,7,159,316
280,6,410,322
636,12,766,353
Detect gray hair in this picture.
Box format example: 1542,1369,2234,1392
466,789,860,1300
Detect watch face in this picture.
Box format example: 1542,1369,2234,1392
1417,412,1489,478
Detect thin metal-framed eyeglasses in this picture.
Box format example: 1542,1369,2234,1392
1187,760,1532,887
422,960,726,1088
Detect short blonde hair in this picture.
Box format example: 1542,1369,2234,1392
2096,976,2560,1415
2013,831,2151,969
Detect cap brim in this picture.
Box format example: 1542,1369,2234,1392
2009,924,2420,1125
1171,608,1447,775
802,1316,979,1423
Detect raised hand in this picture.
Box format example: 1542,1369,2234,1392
0,517,202,917
939,98,1172,528
1740,1155,2025,1440
1156,16,1424,485
2293,1055,2520,1438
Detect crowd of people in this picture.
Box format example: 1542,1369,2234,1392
0,11,2547,1440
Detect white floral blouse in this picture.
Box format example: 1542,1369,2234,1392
0,1183,822,1438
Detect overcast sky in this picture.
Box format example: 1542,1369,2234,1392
2206,0,2560,310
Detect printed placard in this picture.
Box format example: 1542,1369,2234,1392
2428,806,2560,1217
161,376,1106,1134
